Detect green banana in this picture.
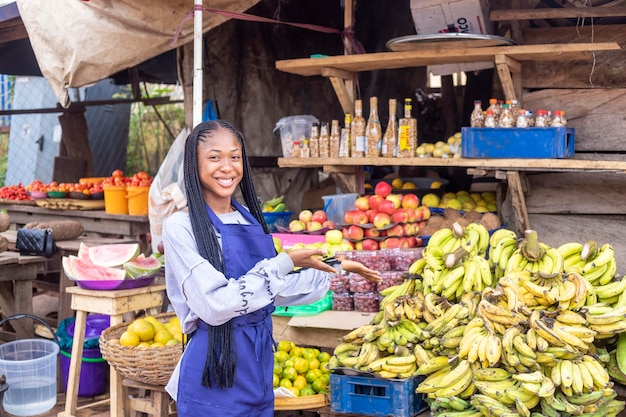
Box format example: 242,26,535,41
270,202,286,212
263,195,284,208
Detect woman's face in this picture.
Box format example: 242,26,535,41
197,128,244,205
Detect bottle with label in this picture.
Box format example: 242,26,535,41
329,119,340,157
319,121,330,158
351,100,366,157
382,98,397,157
309,122,320,158
498,103,515,127
398,98,417,158
339,113,352,157
470,100,484,127
366,96,382,157
483,109,497,128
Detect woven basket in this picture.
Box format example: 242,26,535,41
99,312,182,386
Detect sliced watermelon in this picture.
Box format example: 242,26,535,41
68,255,127,281
62,256,78,280
77,242,91,262
124,255,162,278
88,243,140,268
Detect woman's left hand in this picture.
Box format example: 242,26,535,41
340,260,382,284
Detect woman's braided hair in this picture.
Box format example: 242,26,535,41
183,120,269,388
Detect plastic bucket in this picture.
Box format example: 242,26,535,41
103,184,128,214
321,193,359,224
127,186,150,216
59,348,108,397
0,339,59,416
273,115,319,157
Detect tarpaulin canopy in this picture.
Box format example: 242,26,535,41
15,0,261,108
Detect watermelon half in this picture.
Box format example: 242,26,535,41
88,243,140,268
124,255,162,278
68,255,127,281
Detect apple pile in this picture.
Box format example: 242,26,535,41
340,181,429,250
288,209,336,233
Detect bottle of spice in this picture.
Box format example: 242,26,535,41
535,109,549,127
366,96,382,157
351,100,366,157
498,103,515,127
398,98,417,158
319,121,330,158
329,119,340,158
483,109,497,128
339,113,352,157
309,122,320,158
551,110,567,127
487,98,500,120
470,100,484,127
382,98,397,157
292,140,302,158
516,109,528,128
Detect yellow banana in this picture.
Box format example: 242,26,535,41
427,227,454,249
512,335,537,359
485,333,502,367
473,367,512,382
559,359,574,389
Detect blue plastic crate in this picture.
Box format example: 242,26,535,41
461,127,575,158
263,211,294,233
330,374,426,417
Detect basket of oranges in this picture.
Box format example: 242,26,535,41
99,312,183,385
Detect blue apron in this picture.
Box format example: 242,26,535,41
176,200,277,416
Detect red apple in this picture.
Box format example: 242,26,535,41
402,223,415,236
368,195,384,211
401,193,420,209
361,238,379,251
344,210,357,224
420,206,432,220
299,210,313,223
342,227,350,239
366,209,378,224
322,220,336,230
312,210,327,224
347,225,364,240
354,196,370,211
373,212,391,229
386,224,405,237
415,237,424,247
352,211,369,225
399,237,411,248
307,221,323,232
405,208,416,223
375,181,392,198
364,227,380,238
391,208,408,224
407,236,418,247
289,220,306,232
386,194,402,210
378,199,396,215
381,237,401,249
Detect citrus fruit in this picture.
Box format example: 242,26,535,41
273,373,280,388
138,342,151,348
312,377,328,393
302,348,319,362
277,340,292,353
282,366,297,382
290,346,304,357
165,339,180,346
308,358,321,370
317,351,331,363
128,319,155,342
293,357,309,374
279,378,292,389
274,350,289,363
273,361,283,375
300,385,316,396
305,369,323,384
120,331,140,347
391,178,403,189
293,375,307,390
401,182,416,189
284,357,296,369
287,387,300,397
150,342,164,348
320,361,331,374
144,316,165,332
153,329,173,345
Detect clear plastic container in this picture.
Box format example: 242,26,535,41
353,292,380,312
331,292,354,311
377,271,405,293
322,193,359,225
352,250,393,271
349,273,378,293
330,273,351,293
388,248,423,271
273,115,319,158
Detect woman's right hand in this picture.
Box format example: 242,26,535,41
287,249,337,274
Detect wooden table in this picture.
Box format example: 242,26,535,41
1,231,141,325
0,251,47,340
0,203,150,252
59,284,166,417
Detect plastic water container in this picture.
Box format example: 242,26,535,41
0,339,59,416
322,193,358,224
273,115,318,157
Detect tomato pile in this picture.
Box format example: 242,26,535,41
26,180,103,197
102,170,153,187
0,183,31,201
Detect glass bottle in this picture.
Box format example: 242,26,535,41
339,113,352,157
535,109,549,127
292,140,301,158
366,96,382,157
516,109,528,128
351,100,366,157
382,98,397,157
329,119,341,157
483,109,496,128
498,103,515,127
470,100,484,127
309,122,320,158
319,121,330,158
398,98,417,158
551,110,567,127
301,137,310,157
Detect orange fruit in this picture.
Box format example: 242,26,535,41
293,357,309,374
153,329,173,345
320,361,331,374
120,331,140,347
274,350,289,363
287,387,300,397
150,342,164,348
273,374,279,388
305,369,322,384
317,351,331,363
165,339,180,346
312,377,328,393
290,346,304,358
308,358,321,370
279,378,292,388
128,319,155,342
293,375,307,390
300,385,316,396
276,340,292,353
273,361,283,376
302,348,319,362
281,366,297,382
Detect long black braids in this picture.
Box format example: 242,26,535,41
183,120,270,389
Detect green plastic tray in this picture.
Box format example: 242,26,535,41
273,291,332,316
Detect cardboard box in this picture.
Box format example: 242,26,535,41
288,310,374,331
410,0,494,75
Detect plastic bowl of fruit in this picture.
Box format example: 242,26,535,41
47,191,68,199
29,191,49,199
69,191,90,200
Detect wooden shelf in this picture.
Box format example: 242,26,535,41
278,157,626,173
276,43,620,77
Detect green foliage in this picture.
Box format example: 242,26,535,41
0,131,7,187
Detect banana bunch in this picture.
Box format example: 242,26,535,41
505,230,564,278
582,303,626,339
549,355,611,397
416,359,474,398
541,389,624,417
426,222,490,260
593,275,626,307
457,317,502,366
378,277,417,309
261,195,286,212
512,269,586,311
501,326,543,373
426,396,481,417
380,293,424,323
487,228,519,280
527,309,594,354
560,241,618,286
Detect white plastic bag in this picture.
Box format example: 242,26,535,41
148,127,190,253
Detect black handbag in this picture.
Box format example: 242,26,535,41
15,228,58,257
